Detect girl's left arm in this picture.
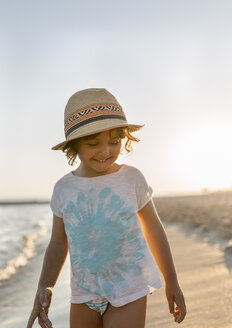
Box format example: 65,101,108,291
137,199,187,324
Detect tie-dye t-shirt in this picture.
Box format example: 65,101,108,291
50,164,161,306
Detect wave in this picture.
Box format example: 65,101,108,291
0,219,47,284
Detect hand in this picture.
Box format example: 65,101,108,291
27,287,53,328
165,280,186,323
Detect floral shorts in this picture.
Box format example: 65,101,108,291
85,297,109,316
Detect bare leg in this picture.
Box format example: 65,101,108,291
70,303,103,328
103,296,147,328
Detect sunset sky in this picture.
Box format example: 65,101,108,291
1,0,232,199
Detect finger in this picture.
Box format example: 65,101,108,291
27,309,39,328
39,310,53,328
174,303,186,323
38,316,50,328
173,310,180,317
38,316,48,328
175,293,186,315
38,318,49,328
176,310,186,323
167,298,174,314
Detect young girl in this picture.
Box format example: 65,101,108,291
27,88,186,328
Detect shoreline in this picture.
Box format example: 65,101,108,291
0,220,232,327
1,189,232,205
0,201,50,206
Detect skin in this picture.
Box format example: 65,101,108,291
70,296,147,328
137,200,187,323
72,129,122,177
27,128,186,328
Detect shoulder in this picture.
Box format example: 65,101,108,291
122,165,146,180
122,164,142,174
52,172,73,191
123,166,151,195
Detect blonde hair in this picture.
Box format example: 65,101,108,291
62,127,141,166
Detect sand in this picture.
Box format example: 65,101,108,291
146,222,232,327
1,220,232,327
154,192,232,241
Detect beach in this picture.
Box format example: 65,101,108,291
146,222,232,327
0,193,232,327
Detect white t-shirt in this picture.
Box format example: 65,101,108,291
50,164,161,306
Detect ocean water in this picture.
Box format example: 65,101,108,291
0,203,51,285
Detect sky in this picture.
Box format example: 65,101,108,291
1,0,232,199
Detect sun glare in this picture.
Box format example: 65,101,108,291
172,121,232,192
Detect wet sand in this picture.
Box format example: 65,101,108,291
1,220,232,327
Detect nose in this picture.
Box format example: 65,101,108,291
97,144,111,159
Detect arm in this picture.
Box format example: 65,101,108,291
27,214,68,328
137,200,186,323
38,214,68,289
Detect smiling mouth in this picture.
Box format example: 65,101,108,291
94,158,109,163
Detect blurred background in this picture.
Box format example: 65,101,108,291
1,0,232,200
1,2,232,327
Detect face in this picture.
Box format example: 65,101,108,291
74,129,122,177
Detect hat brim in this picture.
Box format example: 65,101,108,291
51,123,144,150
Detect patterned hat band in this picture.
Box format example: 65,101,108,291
51,88,143,150
64,104,126,138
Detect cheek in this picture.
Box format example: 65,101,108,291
113,143,121,156
79,150,94,160
77,147,94,161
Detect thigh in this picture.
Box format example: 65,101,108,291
70,303,103,328
102,296,147,328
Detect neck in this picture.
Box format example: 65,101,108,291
73,163,122,177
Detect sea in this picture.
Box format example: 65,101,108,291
0,201,51,286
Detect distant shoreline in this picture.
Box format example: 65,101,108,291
1,190,232,206
0,200,50,206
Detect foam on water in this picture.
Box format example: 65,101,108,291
0,203,51,284
0,219,47,284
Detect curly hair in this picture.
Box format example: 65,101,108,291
62,127,141,166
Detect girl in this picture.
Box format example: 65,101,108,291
27,88,186,328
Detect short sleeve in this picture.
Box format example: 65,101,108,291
135,169,153,211
50,183,63,218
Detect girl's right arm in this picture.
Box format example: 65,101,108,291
27,214,68,328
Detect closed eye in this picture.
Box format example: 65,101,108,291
87,143,98,147
110,139,121,144
86,139,120,146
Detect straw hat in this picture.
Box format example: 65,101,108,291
51,88,143,150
